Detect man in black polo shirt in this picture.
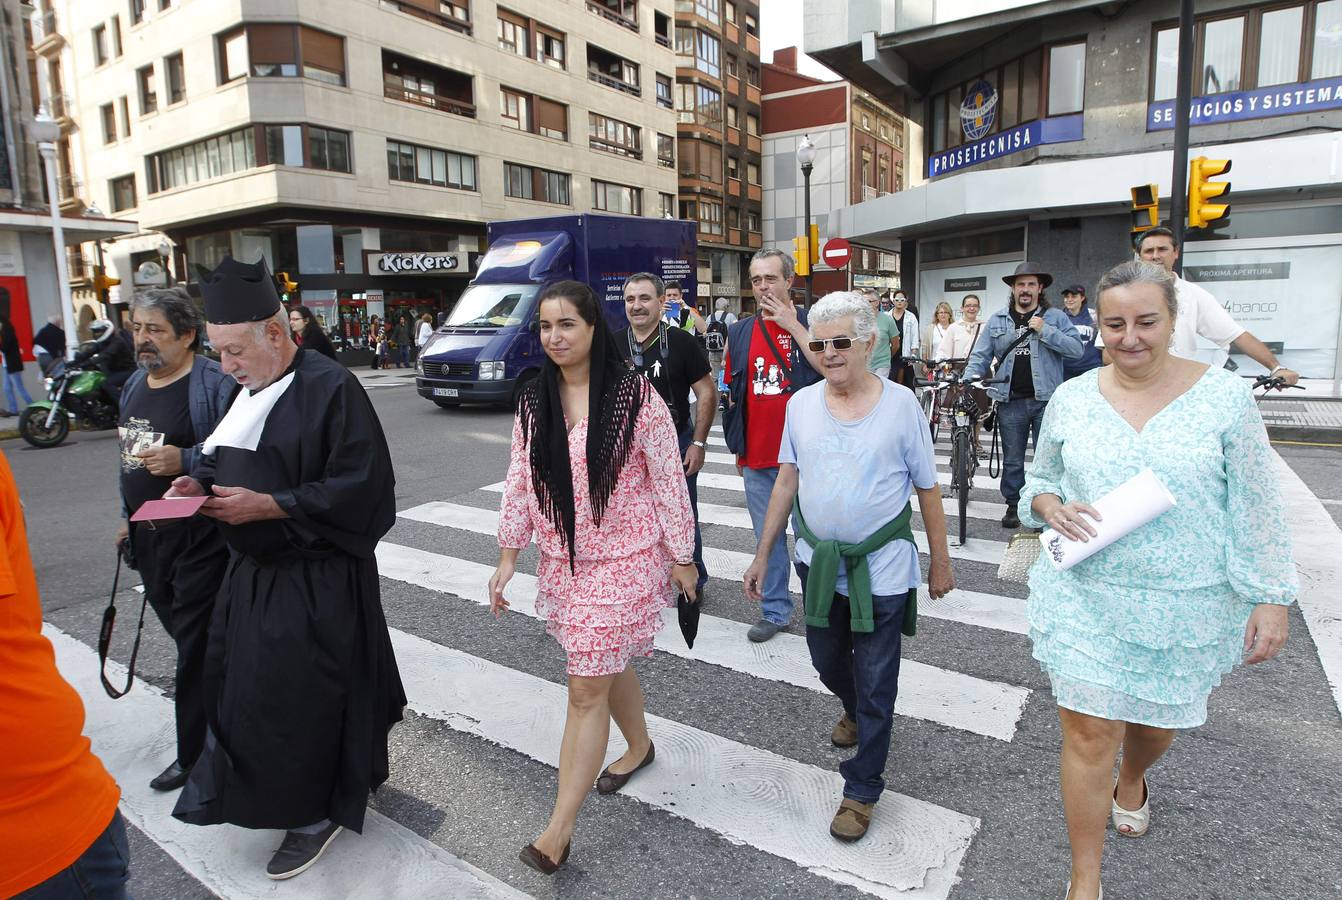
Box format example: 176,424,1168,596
618,272,716,595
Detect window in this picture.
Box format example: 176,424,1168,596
747,161,759,184
165,53,186,104
698,199,723,235
676,83,721,126
500,88,529,130
537,26,565,69
1046,41,1085,115
387,140,477,190
110,175,136,211
137,64,157,114
675,30,720,77
678,139,722,182
1317,1,1342,77
147,127,256,192
724,1,736,25
300,27,345,84
656,73,673,109
1201,16,1244,94
726,155,739,179
159,0,172,8
118,97,130,137
589,113,641,158
262,124,351,171
694,0,719,25
657,133,674,168
111,16,122,56
498,9,529,57
384,50,475,116
265,125,305,166
93,24,109,66
727,206,739,230
747,210,760,232
309,126,351,172
504,162,570,204
130,0,145,25
587,44,639,96
218,29,246,83
745,112,759,135
592,180,641,215
726,103,738,128
500,88,566,139
1259,6,1304,86
725,53,737,78
861,113,871,129
100,104,117,144
659,192,675,219
746,63,760,86
744,12,757,35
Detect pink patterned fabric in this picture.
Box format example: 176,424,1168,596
498,392,696,677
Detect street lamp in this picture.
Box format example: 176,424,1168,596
797,134,817,304
31,114,79,360
157,238,173,286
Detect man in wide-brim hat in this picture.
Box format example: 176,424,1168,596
964,261,1084,529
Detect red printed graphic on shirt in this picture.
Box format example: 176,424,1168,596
725,320,795,470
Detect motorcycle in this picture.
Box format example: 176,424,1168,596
19,344,120,448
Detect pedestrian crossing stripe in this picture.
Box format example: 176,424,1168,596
44,627,528,900
385,507,1031,741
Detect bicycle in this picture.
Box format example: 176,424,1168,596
1250,373,1304,400
916,371,1009,546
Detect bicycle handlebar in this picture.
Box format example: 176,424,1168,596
915,372,1010,389
1249,374,1304,392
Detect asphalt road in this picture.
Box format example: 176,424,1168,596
9,372,1342,900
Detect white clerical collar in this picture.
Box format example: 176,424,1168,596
203,372,296,454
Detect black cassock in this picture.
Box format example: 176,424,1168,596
173,349,406,833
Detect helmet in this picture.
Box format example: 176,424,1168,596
89,319,115,344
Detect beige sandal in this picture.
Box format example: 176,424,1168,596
1064,880,1103,899
1111,777,1150,837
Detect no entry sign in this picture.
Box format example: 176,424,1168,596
822,238,852,269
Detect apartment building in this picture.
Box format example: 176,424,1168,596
44,0,679,332
673,0,761,310
760,46,903,298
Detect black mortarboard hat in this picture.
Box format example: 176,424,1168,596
199,256,283,324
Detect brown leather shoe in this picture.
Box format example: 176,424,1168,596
831,713,858,748
829,798,876,842
519,840,570,875
595,741,655,795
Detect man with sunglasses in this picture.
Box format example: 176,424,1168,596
618,272,716,595
722,249,822,642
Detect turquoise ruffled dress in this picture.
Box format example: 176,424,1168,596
1019,367,1297,729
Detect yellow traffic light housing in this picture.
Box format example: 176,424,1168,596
808,223,820,266
92,268,121,296
1188,157,1232,230
1130,183,1159,241
792,235,810,276
275,271,299,298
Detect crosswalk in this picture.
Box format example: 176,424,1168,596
59,415,1047,900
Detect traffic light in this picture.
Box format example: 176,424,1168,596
92,267,120,300
275,271,299,301
808,223,820,266
1188,157,1232,230
1130,183,1159,241
792,235,810,276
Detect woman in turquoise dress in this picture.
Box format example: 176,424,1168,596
1018,260,1296,900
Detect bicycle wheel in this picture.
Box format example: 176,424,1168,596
929,391,942,444
953,428,971,545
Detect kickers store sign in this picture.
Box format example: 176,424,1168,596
369,251,467,275
1147,77,1342,130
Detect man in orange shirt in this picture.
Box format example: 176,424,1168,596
0,449,130,899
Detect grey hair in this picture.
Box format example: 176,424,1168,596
750,247,795,281
249,307,291,343
810,291,876,344
856,286,879,299
1095,260,1178,319
715,297,729,311
623,271,665,297
130,286,204,350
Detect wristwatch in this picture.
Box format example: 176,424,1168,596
691,440,706,449
1269,364,1287,376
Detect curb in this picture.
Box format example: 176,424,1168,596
1267,425,1342,445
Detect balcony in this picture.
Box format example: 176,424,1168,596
382,52,476,118
863,185,878,201
726,75,741,95
587,0,638,34
382,0,472,36
746,32,760,57
587,45,641,97
590,136,642,160
746,133,761,154
56,173,83,212
748,233,762,249
746,83,760,105
747,183,761,202
49,93,75,127
725,21,738,44
32,9,63,54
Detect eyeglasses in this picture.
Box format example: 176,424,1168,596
806,336,855,352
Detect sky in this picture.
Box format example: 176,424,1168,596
757,0,839,81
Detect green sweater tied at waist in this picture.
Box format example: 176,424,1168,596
793,498,919,637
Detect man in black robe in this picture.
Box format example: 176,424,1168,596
168,256,405,880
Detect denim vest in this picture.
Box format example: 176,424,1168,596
721,312,819,457
963,306,1084,403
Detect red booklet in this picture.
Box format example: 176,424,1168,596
130,496,209,522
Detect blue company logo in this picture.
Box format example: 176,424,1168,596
960,80,998,141
927,114,1084,178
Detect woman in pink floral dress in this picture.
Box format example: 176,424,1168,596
489,280,697,875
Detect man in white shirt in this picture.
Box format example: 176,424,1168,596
1105,228,1300,384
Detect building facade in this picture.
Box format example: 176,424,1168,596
49,0,679,342
760,46,903,300
808,0,1342,384
673,0,762,311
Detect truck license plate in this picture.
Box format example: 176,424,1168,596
433,388,459,398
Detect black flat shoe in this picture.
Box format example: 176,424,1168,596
596,741,655,795
149,760,191,792
519,840,570,875
266,822,344,880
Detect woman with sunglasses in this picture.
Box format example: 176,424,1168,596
489,280,697,875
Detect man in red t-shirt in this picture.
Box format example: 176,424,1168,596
0,450,129,898
722,249,822,642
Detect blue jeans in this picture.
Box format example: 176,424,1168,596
5,371,32,412
677,423,708,590
742,465,793,625
398,345,411,367
16,811,131,899
799,562,908,804
995,397,1047,507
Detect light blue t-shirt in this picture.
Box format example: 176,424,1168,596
779,378,938,596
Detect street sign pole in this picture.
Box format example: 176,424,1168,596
1167,0,1195,274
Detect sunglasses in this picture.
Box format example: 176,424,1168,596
806,336,855,352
